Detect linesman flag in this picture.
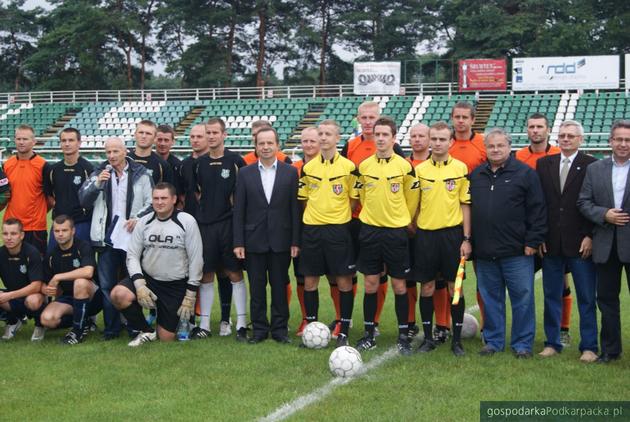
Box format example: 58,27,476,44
452,256,467,305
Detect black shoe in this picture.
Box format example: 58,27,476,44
451,341,465,357
190,326,211,340
397,335,413,356
433,326,451,344
272,335,291,344
102,332,119,341
336,333,349,348
597,353,621,363
479,345,496,356
235,327,248,342
514,350,532,359
407,324,420,340
355,333,376,351
248,336,267,344
62,329,85,345
417,339,437,353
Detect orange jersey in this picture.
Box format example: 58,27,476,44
292,159,304,176
406,153,429,168
243,151,291,166
449,131,486,174
515,144,561,169
342,135,377,167
3,154,48,231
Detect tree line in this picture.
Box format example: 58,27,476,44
0,0,627,92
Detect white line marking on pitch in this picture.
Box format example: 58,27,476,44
260,274,541,422
259,348,398,422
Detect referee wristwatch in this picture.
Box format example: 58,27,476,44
463,236,472,242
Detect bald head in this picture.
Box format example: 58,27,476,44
300,126,320,160
409,123,430,154
189,124,209,156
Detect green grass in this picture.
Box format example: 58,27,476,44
1,211,629,420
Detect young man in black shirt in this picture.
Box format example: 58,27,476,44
0,218,46,341
192,118,248,341
40,215,100,344
44,128,94,249
128,120,174,186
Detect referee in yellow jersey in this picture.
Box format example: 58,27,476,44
298,120,359,348
414,121,472,357
354,117,419,355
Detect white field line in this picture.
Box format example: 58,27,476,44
259,271,540,421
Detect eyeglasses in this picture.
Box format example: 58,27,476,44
611,137,630,144
557,133,580,139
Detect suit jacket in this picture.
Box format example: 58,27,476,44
537,152,597,257
233,161,300,253
578,157,630,264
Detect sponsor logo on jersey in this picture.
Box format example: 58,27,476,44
73,176,82,185
221,169,230,179
73,258,80,268
332,184,343,195
390,183,400,193
0,177,8,186
19,264,27,274
445,180,455,191
148,234,174,243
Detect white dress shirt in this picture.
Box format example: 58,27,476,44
612,157,630,209
258,159,278,204
110,163,129,219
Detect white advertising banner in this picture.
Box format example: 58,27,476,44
625,54,630,89
353,62,401,95
512,55,619,91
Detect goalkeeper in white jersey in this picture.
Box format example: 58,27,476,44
111,182,203,346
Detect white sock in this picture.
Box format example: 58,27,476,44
199,282,214,331
231,280,248,330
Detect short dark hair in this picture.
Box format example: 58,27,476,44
60,127,81,142
429,121,452,137
527,113,549,127
206,118,226,132
153,182,177,196
254,127,279,145
374,116,397,136
451,101,476,119
156,125,175,138
53,214,75,228
3,218,23,232
610,120,630,138
137,120,157,130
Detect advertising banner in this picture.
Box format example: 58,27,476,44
459,59,507,91
353,62,401,95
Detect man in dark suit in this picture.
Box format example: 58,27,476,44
537,120,598,362
233,127,300,344
578,119,630,363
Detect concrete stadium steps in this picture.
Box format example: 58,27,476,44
286,102,327,147
472,98,495,133
175,106,206,137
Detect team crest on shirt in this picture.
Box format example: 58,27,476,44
445,180,456,191
332,184,343,195
19,265,27,274
73,176,82,185
390,183,400,193
221,169,230,179
73,258,80,268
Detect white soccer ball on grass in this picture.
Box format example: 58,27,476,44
329,346,364,378
301,321,331,349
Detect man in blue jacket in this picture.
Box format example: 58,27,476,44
470,128,546,358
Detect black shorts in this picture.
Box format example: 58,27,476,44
299,224,356,277
348,218,361,261
119,276,187,333
200,220,242,274
414,226,463,283
59,280,74,297
55,295,74,306
24,230,47,256
357,223,410,279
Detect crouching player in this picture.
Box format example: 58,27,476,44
40,215,101,344
0,218,46,341
298,120,359,347
111,183,203,346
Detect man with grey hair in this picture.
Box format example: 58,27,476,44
578,119,630,363
469,128,546,358
537,120,598,362
79,137,153,340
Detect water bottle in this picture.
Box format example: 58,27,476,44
177,318,190,341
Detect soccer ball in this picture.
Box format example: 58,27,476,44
461,313,479,339
329,346,364,378
301,322,331,349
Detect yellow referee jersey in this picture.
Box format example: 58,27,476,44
415,155,470,230
298,152,358,225
355,154,419,228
